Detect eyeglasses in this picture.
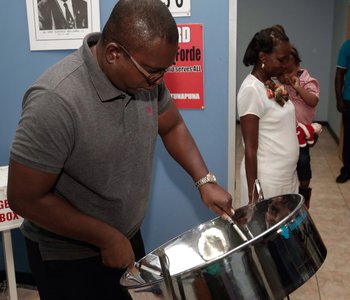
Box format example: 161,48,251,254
118,43,170,83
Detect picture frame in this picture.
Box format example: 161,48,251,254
26,0,100,51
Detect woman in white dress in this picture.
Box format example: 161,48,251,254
237,27,299,206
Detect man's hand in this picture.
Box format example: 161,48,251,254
99,230,135,269
198,183,234,220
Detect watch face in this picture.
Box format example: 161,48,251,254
195,173,217,188
208,173,216,182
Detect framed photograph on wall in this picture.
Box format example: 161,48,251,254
26,0,100,51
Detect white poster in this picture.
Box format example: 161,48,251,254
160,0,191,17
26,0,100,51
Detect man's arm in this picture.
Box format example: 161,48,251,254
7,159,134,269
158,101,233,218
335,67,346,113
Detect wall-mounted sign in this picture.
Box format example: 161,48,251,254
160,0,191,17
164,24,204,109
26,0,100,51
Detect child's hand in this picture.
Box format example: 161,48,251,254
290,75,300,90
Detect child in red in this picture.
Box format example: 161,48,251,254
278,46,321,209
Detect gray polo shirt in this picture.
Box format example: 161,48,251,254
10,33,171,260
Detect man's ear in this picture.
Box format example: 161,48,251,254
105,42,121,64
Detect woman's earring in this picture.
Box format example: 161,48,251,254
261,63,265,69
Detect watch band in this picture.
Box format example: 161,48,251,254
195,172,217,189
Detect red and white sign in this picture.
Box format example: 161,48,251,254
164,24,204,109
0,166,23,231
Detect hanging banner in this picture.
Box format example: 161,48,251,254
164,24,204,109
160,0,191,17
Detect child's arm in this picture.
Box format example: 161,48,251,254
290,75,319,107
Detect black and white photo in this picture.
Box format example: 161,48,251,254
26,0,99,50
38,0,88,30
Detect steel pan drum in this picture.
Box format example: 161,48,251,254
121,194,327,300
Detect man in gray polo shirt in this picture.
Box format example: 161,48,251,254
8,0,233,299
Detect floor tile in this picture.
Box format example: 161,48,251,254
0,287,39,300
318,270,350,299
290,274,320,300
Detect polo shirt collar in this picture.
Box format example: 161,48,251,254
80,32,128,102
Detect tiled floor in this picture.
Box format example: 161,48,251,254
236,124,350,299
0,286,39,300
3,124,349,299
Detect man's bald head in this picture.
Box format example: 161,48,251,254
101,0,178,52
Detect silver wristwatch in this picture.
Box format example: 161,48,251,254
195,172,217,189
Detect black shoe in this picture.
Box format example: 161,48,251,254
336,172,349,183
